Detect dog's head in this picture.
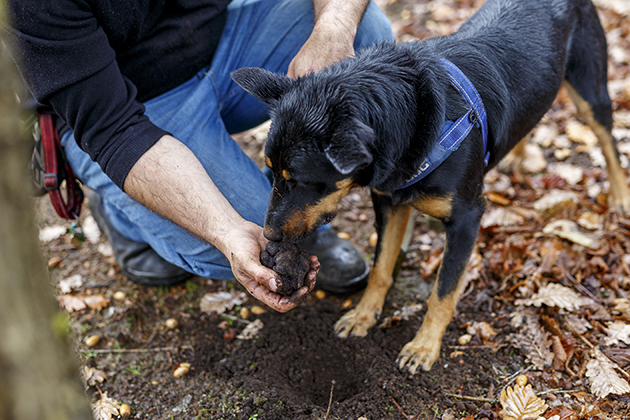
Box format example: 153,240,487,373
232,67,374,241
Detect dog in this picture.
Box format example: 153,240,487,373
231,0,630,374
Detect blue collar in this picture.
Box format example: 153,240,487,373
396,58,489,190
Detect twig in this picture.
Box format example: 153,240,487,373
556,265,604,305
446,344,507,350
444,393,496,403
80,345,193,354
390,396,412,419
536,388,575,396
219,313,251,325
323,380,335,420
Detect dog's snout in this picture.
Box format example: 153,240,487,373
263,225,283,242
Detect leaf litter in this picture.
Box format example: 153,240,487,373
35,0,630,418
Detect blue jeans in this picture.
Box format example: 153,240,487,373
61,0,394,280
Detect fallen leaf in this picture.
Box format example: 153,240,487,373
91,391,119,420
237,319,264,340
56,294,110,312
57,295,87,312
82,215,102,244
533,191,578,218
547,163,584,185
83,295,111,311
379,304,423,328
38,225,67,242
58,274,83,294
481,207,524,228
604,321,630,346
499,383,548,420
542,220,595,248
199,291,246,314
516,283,583,311
566,120,598,146
577,212,603,231
565,314,592,334
83,366,107,386
585,348,630,399
467,321,497,341
520,143,547,173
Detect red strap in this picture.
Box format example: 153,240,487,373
39,114,83,220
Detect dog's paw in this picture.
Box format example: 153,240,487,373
334,306,380,338
396,340,441,374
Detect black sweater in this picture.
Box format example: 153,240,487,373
7,0,231,190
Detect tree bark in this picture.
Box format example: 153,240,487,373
0,5,93,420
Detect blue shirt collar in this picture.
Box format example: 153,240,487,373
396,58,489,190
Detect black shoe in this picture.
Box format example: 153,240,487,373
301,229,370,295
88,192,193,286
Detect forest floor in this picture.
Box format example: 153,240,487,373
36,0,630,419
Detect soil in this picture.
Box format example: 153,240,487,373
35,0,630,419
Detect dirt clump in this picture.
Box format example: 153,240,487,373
260,241,311,296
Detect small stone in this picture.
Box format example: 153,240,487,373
315,290,326,300
251,306,265,315
165,318,178,329
516,374,528,386
85,335,100,348
337,232,351,240
113,291,125,301
341,299,353,310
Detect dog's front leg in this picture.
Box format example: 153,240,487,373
397,198,484,373
335,194,411,338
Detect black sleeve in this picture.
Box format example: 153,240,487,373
6,0,168,190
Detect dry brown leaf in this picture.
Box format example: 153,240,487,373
83,366,107,386
566,120,598,146
516,283,582,311
499,383,548,420
481,207,524,228
577,212,603,231
520,143,547,173
585,348,630,399
91,391,119,420
551,335,567,371
83,294,110,311
57,295,87,312
547,163,584,185
533,190,578,218
199,291,246,314
58,274,83,294
38,225,67,242
542,220,595,248
464,250,483,283
467,321,497,341
604,321,630,346
379,304,423,328
237,319,264,340
565,314,592,334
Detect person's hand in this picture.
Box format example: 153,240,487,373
287,19,355,78
226,221,320,312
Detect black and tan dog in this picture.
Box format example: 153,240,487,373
231,0,630,374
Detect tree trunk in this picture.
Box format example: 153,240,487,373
0,5,93,420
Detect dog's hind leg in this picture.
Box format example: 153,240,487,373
563,7,630,213
335,193,411,338
497,137,527,173
397,195,485,373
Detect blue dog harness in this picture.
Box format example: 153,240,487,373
397,58,489,190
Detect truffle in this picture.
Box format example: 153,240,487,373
260,241,311,296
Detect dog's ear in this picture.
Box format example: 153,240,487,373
231,67,293,104
325,119,374,175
